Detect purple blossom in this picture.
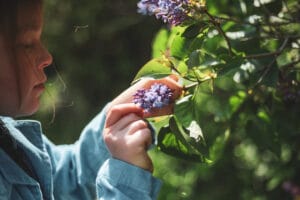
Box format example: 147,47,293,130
282,181,300,197
137,0,159,15
133,83,173,112
137,0,190,25
277,80,300,103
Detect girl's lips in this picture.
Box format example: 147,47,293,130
34,83,45,89
33,83,45,95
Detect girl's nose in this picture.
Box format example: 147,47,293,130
38,43,53,70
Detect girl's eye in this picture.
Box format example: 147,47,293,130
22,43,35,49
25,44,35,49
16,42,36,50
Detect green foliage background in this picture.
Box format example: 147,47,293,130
34,0,300,199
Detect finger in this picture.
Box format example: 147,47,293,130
111,113,142,132
105,103,143,127
132,128,152,149
126,119,148,135
159,75,182,88
168,74,179,82
142,103,174,118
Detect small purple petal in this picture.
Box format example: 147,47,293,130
133,83,173,112
137,0,190,25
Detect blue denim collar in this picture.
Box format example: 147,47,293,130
0,116,45,152
0,148,37,185
0,116,53,198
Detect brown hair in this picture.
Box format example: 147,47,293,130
0,0,43,116
0,0,42,44
0,1,17,47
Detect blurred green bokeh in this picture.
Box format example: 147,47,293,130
38,0,160,142
33,0,300,200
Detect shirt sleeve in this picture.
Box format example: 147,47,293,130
43,104,162,200
43,104,110,199
96,158,162,200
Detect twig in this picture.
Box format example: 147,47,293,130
245,37,289,59
245,51,282,59
282,0,292,15
73,25,89,32
254,38,289,86
255,58,277,85
215,15,295,27
203,9,233,56
280,59,300,71
184,82,199,90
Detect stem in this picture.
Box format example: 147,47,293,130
204,9,233,56
245,37,289,59
215,15,295,27
245,51,282,59
254,37,289,86
280,59,300,71
169,61,182,75
184,82,199,90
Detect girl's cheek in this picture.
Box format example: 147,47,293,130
16,47,38,70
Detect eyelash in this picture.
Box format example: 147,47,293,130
23,43,35,49
17,42,36,50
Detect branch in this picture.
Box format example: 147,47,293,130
245,51,282,59
184,82,199,90
280,59,300,71
254,38,289,86
215,15,295,27
245,37,289,59
204,10,233,56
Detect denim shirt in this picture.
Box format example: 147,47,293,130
0,106,161,200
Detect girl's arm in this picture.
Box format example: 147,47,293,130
43,76,181,199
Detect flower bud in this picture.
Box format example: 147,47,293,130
133,83,173,112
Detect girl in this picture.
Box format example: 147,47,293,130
0,0,182,199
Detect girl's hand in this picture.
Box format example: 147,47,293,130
104,103,154,172
108,75,182,118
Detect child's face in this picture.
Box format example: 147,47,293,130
0,2,52,117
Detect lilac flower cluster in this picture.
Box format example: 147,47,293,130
282,181,300,197
137,0,190,25
133,83,173,112
277,80,300,103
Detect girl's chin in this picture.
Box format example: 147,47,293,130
17,100,40,117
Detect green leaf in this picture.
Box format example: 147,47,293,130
187,49,224,69
152,28,170,58
262,0,283,15
187,50,201,68
257,108,271,124
260,64,279,87
209,129,230,162
216,54,245,77
157,116,210,163
157,126,188,153
147,116,171,133
170,25,207,60
174,95,194,127
183,23,207,38
186,120,205,145
201,34,223,54
176,60,189,75
169,117,197,154
133,58,172,81
157,126,204,161
229,91,246,114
